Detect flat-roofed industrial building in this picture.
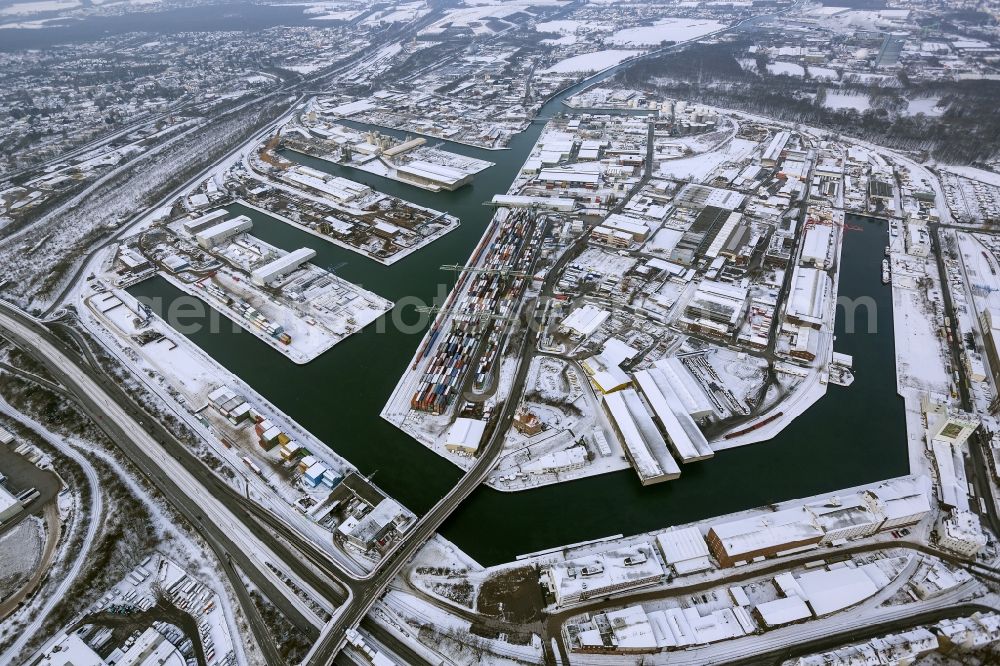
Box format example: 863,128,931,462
655,526,713,575
799,223,835,269
182,209,228,235
195,215,252,249
603,389,681,485
785,266,830,329
544,543,664,606
633,367,714,463
682,280,749,337
396,160,472,191
706,507,824,567
250,247,317,286
0,485,23,524
560,304,610,339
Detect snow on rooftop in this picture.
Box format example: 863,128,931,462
786,266,830,326
603,389,681,484
560,304,609,338
652,358,715,419
36,634,104,666
604,606,658,649
0,484,22,514
634,368,713,462
444,417,487,452
800,223,835,268
795,565,882,616
655,526,712,573
546,543,663,604
754,595,812,627
710,506,823,559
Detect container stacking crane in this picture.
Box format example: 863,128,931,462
414,305,520,324
440,264,531,279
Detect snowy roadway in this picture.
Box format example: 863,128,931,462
559,587,996,665
0,395,103,664
0,304,337,631
79,294,371,578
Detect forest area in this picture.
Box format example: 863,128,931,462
616,38,1000,166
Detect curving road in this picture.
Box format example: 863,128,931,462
0,396,103,663
0,302,347,655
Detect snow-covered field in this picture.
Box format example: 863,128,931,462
607,18,725,47
0,0,79,16
944,165,1000,188
767,61,805,77
535,19,588,34
808,66,840,81
656,137,756,181
421,1,550,36
903,97,946,117
542,49,641,74
823,92,871,112
0,518,44,598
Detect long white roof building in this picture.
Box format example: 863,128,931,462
195,215,252,249
603,389,681,485
182,208,228,235
786,265,830,328
653,358,715,420
251,247,316,286
634,367,714,463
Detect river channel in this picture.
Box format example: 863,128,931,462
130,66,908,566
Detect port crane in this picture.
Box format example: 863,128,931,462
414,305,521,324
833,220,865,233
439,264,532,279
136,302,154,327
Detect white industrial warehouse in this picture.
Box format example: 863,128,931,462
603,389,681,485
251,247,317,286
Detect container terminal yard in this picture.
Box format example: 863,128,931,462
410,207,544,414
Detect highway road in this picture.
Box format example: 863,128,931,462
0,396,103,661
0,302,350,660
43,315,356,612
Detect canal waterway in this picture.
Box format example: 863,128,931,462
131,66,908,566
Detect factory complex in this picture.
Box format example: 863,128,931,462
107,207,392,363
383,98,866,492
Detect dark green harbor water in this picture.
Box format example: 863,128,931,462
131,72,908,565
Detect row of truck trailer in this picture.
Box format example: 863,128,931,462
196,277,293,344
